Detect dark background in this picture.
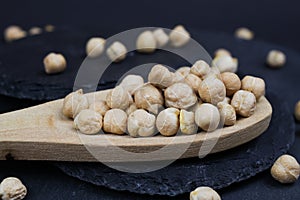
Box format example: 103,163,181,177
0,0,300,199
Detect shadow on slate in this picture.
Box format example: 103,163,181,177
55,92,295,196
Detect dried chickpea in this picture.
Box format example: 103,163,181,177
106,86,132,110
195,103,220,132
231,90,256,117
29,26,42,35
119,74,144,95
171,72,185,83
190,186,221,200
217,102,236,126
190,60,211,79
165,82,197,109
267,50,286,68
127,109,156,137
215,48,231,57
136,31,157,53
0,177,27,200
294,101,300,121
176,66,191,78
152,28,169,47
198,76,226,105
220,72,241,96
43,52,67,74
148,64,174,88
89,100,110,116
180,109,197,135
86,37,106,58
212,55,238,73
103,109,127,135
4,26,26,42
271,154,300,184
62,89,89,119
74,109,103,135
125,103,138,115
169,25,190,47
156,108,180,136
223,97,231,104
44,24,55,32
241,75,265,100
106,41,127,62
184,73,202,92
235,27,254,40
134,83,164,114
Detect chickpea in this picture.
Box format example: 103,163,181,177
74,109,103,135
190,186,221,200
44,24,55,32
184,73,202,92
241,75,265,100
180,109,197,135
171,71,185,83
220,72,241,96
223,97,231,104
190,60,211,79
165,83,197,109
103,109,127,135
267,50,286,68
4,25,26,42
294,101,300,122
136,31,157,53
212,55,238,73
215,48,231,57
125,103,138,115
89,100,110,116
235,27,254,40
169,25,191,47
43,52,67,74
62,89,89,119
127,109,156,137
156,108,180,136
148,64,174,89
198,76,226,105
176,66,191,78
86,37,106,58
231,90,256,117
195,103,220,132
119,74,144,95
106,41,127,62
134,83,164,114
0,177,27,200
271,154,300,184
29,27,42,35
106,86,132,110
217,102,236,126
152,28,169,47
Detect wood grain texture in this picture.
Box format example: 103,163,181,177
0,90,272,162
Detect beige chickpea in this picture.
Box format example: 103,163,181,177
148,64,174,89
231,90,256,117
171,72,185,83
294,101,300,121
212,55,238,73
198,76,226,105
180,110,197,135
43,52,67,74
89,100,110,116
188,100,203,113
106,41,127,62
134,83,164,114
152,28,169,47
191,60,211,79
86,37,106,58
29,26,42,35
190,186,221,200
223,97,231,104
215,48,231,57
74,109,103,135
267,50,286,68
220,72,241,96
136,31,157,53
169,25,191,47
156,108,180,136
44,24,55,32
195,103,220,132
235,27,254,40
106,86,131,110
241,75,265,100
184,73,202,92
62,89,89,119
165,82,197,109
103,109,127,135
125,103,138,115
0,177,27,200
176,66,191,78
127,109,156,137
217,102,236,126
119,74,144,95
271,154,300,184
4,26,26,42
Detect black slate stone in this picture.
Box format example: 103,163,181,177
56,92,295,196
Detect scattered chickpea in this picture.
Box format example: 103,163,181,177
119,74,144,95
28,26,42,35
271,154,300,184
198,76,226,105
231,90,256,117
190,60,211,79
190,186,221,200
215,48,231,57
169,25,191,47
0,177,27,200
156,108,180,136
180,109,197,135
86,37,106,58
266,50,286,68
62,89,89,119
74,109,103,135
176,66,191,78
134,83,164,114
44,24,55,32
89,100,110,116
220,72,241,96
165,82,197,109
136,31,157,53
235,27,254,40
103,109,127,135
217,102,236,126
184,73,202,92
294,101,300,121
241,75,265,100
195,103,220,132
152,28,169,47
106,86,132,110
125,103,138,115
127,109,156,137
4,25,26,42
43,52,67,74
212,55,238,73
106,41,127,62
148,64,174,89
